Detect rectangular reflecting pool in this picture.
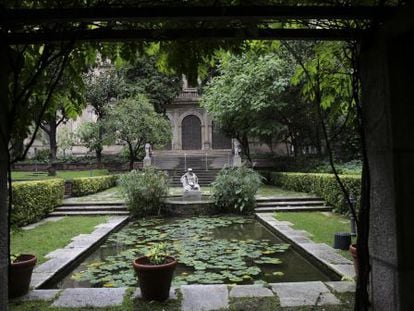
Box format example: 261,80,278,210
56,216,338,288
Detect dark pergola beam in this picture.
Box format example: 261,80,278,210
0,6,396,26
5,28,366,44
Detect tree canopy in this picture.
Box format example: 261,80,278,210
104,95,171,170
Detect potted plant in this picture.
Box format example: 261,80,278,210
132,243,177,301
9,253,37,298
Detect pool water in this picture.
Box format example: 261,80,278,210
57,216,333,288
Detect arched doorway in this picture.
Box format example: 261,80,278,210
212,121,232,149
182,115,202,150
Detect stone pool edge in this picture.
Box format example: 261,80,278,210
255,212,356,280
15,283,355,309
30,215,130,289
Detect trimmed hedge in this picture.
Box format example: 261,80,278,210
71,175,118,196
12,179,64,226
269,172,361,214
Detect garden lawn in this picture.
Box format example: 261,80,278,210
11,216,108,264
12,169,110,181
274,212,354,260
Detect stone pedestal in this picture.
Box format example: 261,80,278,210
183,190,202,200
143,156,151,167
233,154,242,167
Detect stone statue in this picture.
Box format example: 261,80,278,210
180,168,201,191
233,140,242,167
234,140,241,156
143,143,152,167
145,143,151,158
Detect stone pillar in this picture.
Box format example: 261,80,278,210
360,5,414,309
201,111,210,150
0,41,11,307
170,112,180,150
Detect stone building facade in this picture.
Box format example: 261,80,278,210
28,81,288,159
164,87,232,152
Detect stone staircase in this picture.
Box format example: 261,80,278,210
49,202,129,216
255,196,332,213
152,151,232,186
167,169,220,187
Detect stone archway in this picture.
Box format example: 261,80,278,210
181,115,202,150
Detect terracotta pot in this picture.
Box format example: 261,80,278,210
349,244,358,276
132,256,177,301
9,254,37,298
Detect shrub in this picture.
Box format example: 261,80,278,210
312,160,362,175
270,172,361,214
119,167,169,217
71,175,118,196
212,166,263,214
12,179,64,226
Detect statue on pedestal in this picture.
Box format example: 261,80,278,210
233,140,242,167
180,168,201,191
143,143,152,167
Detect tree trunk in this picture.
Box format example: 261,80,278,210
47,120,57,176
128,143,134,171
0,41,11,310
95,147,102,169
97,122,103,167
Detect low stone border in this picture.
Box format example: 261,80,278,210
256,213,356,280
18,283,355,309
30,216,129,289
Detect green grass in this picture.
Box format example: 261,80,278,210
274,212,355,260
11,216,108,264
12,170,110,181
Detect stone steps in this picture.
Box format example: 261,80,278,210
254,196,331,213
61,201,124,206
55,205,127,212
49,202,129,216
256,200,326,207
49,210,130,216
255,196,322,202
255,205,332,212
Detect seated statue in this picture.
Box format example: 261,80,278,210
180,168,201,191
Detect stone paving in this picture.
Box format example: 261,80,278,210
256,213,356,280
30,216,129,289
18,283,354,309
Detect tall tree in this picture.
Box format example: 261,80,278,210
83,66,125,164
104,95,171,170
39,62,86,175
122,56,182,113
201,51,294,161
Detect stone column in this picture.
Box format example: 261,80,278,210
170,112,179,150
201,111,210,150
360,5,414,309
0,41,11,307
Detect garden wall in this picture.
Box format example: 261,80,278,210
12,179,64,226
12,161,143,172
267,172,361,214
